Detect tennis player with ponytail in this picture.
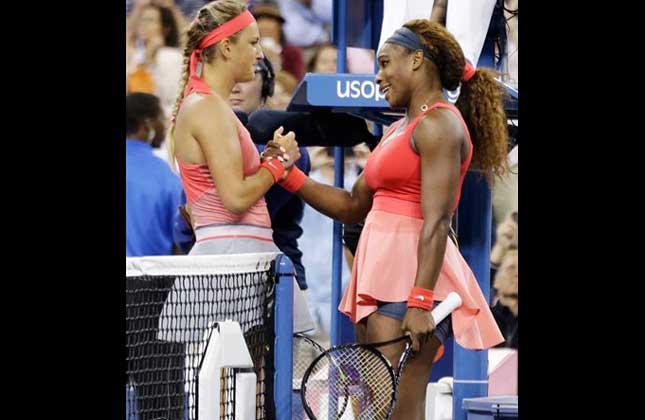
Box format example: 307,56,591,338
264,19,507,419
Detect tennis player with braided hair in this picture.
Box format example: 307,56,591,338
168,0,302,246
158,3,315,418
264,19,507,419
160,0,314,356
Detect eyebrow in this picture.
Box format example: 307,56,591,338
377,54,389,60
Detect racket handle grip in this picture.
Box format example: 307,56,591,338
431,292,463,324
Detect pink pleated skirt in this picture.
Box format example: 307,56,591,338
339,209,504,351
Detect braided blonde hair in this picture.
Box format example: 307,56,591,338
166,0,247,166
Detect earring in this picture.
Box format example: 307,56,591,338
420,104,428,112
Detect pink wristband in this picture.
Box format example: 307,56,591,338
260,158,286,183
279,166,307,192
407,287,434,311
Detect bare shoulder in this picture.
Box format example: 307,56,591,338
173,92,240,166
413,106,465,154
178,93,235,125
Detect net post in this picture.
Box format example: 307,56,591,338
274,254,294,419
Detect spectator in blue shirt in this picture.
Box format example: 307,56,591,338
126,92,186,419
126,92,184,256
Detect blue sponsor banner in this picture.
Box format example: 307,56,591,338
303,73,466,107
305,74,386,107
297,73,516,117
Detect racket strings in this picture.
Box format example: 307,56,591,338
303,347,395,419
293,336,324,390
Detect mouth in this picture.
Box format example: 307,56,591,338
229,98,243,106
380,84,392,99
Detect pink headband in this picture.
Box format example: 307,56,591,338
184,10,256,97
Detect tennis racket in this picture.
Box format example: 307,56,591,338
300,292,463,420
293,333,327,391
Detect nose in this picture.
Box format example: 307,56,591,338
375,71,382,86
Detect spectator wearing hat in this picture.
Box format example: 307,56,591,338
253,2,306,81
